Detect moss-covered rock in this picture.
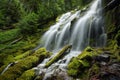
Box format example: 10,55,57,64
16,69,36,80
67,46,98,78
45,45,72,67
0,48,50,80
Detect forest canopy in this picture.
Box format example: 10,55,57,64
0,0,91,34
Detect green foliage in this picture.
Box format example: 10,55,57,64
19,0,40,13
0,29,19,43
0,0,92,35
0,0,22,29
18,12,38,34
0,32,42,66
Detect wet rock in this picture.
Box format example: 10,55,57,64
103,51,112,54
43,68,72,80
100,73,120,80
98,63,120,80
95,54,110,62
108,63,120,75
100,62,107,66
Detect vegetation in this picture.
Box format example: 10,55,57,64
67,47,98,77
18,12,39,34
0,0,119,80
16,69,36,80
45,45,72,67
0,48,50,80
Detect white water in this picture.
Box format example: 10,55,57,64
35,0,106,79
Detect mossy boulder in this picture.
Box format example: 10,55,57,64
0,48,50,80
45,45,72,67
16,69,36,80
67,46,98,77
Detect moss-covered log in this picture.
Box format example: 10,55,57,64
45,45,72,68
0,48,50,80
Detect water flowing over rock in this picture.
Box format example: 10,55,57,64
41,0,106,52
35,0,107,79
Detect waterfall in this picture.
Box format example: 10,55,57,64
35,0,106,79
41,0,106,52
41,11,80,51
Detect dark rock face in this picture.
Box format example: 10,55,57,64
99,63,120,80
95,54,110,62
109,63,120,75
89,48,120,80
104,0,120,11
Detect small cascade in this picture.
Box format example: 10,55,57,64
35,0,107,79
41,11,80,51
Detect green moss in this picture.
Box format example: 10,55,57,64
0,65,7,73
115,30,120,46
3,55,15,64
0,48,50,80
67,69,78,76
22,44,36,51
16,69,36,80
14,50,32,60
111,49,120,62
79,60,90,67
67,46,98,77
78,46,97,60
88,64,100,78
67,58,81,76
45,45,72,67
69,58,81,69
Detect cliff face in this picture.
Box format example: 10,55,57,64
103,0,120,48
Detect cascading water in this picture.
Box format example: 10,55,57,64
35,0,107,79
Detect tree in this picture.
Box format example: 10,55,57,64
18,12,39,34
0,0,22,29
